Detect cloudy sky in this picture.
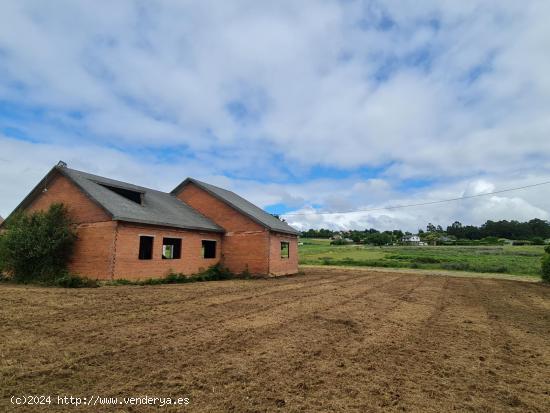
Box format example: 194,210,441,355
1,0,549,232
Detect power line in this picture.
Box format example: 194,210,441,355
281,179,550,217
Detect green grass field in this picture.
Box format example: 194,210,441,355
299,239,546,278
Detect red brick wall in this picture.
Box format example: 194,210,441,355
113,222,222,280
24,172,116,279
176,183,270,275
27,173,111,223
221,230,270,274
176,183,266,232
70,221,117,280
268,232,299,276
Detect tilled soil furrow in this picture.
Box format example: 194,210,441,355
239,275,442,413
473,279,550,413
56,274,414,412
2,272,380,382
0,272,353,326
1,270,549,413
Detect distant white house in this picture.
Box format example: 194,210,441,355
401,235,421,245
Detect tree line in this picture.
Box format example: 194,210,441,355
444,219,550,240
301,218,550,244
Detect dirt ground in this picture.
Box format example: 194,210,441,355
1,268,549,412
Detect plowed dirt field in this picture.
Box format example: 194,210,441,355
1,268,549,412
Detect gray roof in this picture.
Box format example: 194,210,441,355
171,178,300,235
58,168,224,232
0,166,221,232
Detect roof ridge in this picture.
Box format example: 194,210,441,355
60,166,169,195
173,177,299,235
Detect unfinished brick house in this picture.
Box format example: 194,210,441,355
3,162,299,279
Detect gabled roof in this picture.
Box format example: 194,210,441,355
171,178,300,235
7,166,224,233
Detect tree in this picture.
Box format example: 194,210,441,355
300,228,336,239
423,232,440,246
0,203,77,283
392,230,404,239
528,218,550,238
298,218,550,243
531,237,545,245
365,232,392,246
451,221,463,229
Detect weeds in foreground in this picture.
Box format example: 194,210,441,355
0,271,99,288
105,264,242,286
0,264,237,289
542,254,550,283
54,273,99,288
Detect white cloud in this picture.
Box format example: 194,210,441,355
0,0,549,229
283,177,550,232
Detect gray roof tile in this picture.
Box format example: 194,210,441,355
5,164,298,235
59,167,224,232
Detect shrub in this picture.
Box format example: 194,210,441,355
386,255,441,264
531,237,545,245
239,265,252,279
512,240,532,246
109,264,236,286
335,259,408,268
481,236,501,244
441,262,470,271
0,204,77,283
199,263,233,281
545,245,550,255
140,277,164,285
413,256,441,264
164,272,188,284
479,265,509,274
330,239,353,245
321,257,334,265
542,255,550,283
107,279,133,286
386,254,411,260
55,273,98,288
